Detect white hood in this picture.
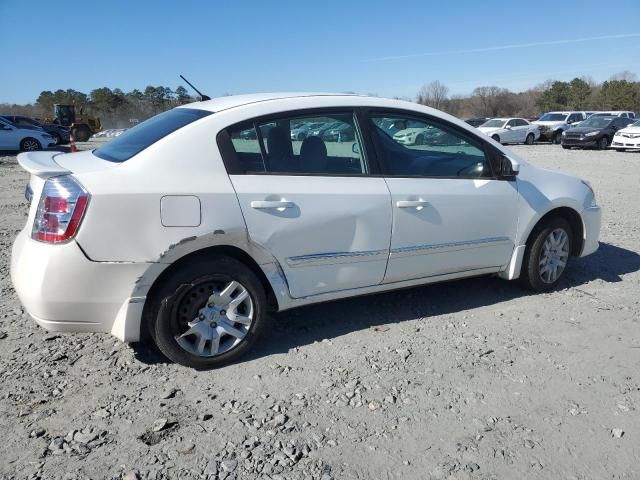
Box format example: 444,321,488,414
532,120,566,127
615,125,640,135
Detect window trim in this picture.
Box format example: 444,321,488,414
363,108,503,180
216,107,375,177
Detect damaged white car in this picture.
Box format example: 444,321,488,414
11,93,601,369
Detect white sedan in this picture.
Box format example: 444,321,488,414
11,93,601,369
478,118,540,145
0,117,56,151
611,120,640,151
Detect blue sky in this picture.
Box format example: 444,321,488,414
3,0,640,104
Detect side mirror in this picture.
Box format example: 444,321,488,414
352,143,360,154
500,155,519,178
505,125,512,129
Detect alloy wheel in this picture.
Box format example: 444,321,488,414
22,139,40,151
174,279,253,357
538,228,570,284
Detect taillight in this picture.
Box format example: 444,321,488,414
32,176,90,244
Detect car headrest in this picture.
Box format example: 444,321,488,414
300,136,328,173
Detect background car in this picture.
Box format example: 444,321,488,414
561,116,635,150
590,111,635,119
290,121,326,141
321,122,355,142
533,111,587,144
610,119,640,151
0,115,70,145
464,117,491,128
477,118,540,145
0,117,55,151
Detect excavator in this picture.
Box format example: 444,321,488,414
47,104,102,142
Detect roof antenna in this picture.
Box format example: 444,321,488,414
180,74,211,101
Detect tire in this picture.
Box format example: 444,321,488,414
553,132,562,144
297,133,306,141
51,132,62,145
525,133,535,145
150,255,268,369
562,145,570,150
597,136,609,150
519,217,572,292
72,125,91,142
491,134,500,143
19,137,42,152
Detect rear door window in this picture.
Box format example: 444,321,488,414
222,111,367,175
94,108,212,162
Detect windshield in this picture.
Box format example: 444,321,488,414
480,119,506,128
94,108,212,162
538,113,567,122
579,117,614,128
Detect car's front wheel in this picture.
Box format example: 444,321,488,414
150,256,268,369
519,217,572,292
597,136,609,150
20,138,42,152
553,132,563,144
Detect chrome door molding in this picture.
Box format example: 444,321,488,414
390,236,511,258
286,249,388,267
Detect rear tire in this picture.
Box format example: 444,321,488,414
562,145,570,150
150,255,268,369
19,138,42,152
72,125,91,142
525,133,535,145
519,217,572,292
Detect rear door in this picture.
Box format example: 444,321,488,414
0,118,18,150
220,109,392,298
366,111,518,283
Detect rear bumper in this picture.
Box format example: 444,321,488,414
580,206,601,257
10,229,150,341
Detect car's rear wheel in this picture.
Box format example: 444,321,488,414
519,217,572,292
525,133,535,145
51,132,62,145
491,134,500,143
150,256,268,369
20,138,42,152
553,132,562,144
597,136,609,150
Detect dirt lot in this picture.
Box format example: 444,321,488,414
0,143,639,480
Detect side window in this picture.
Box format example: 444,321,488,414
224,111,367,175
370,113,491,178
514,119,526,127
506,119,517,127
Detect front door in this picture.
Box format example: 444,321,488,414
221,109,392,298
368,112,518,283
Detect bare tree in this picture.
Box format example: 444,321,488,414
416,81,449,110
609,70,638,82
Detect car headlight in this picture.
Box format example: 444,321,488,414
585,131,599,137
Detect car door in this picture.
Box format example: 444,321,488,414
503,119,518,143
510,119,526,143
367,111,518,283
0,118,17,150
220,109,392,298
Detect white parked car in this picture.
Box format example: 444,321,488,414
590,111,635,119
0,117,56,151
611,119,640,151
477,118,540,145
533,112,588,144
11,93,601,369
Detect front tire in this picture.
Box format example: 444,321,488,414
553,132,563,144
597,136,609,150
19,138,42,151
519,218,572,292
150,256,268,369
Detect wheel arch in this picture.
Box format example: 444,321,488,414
523,206,585,256
138,244,281,343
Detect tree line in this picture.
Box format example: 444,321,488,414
415,71,640,118
1,71,638,128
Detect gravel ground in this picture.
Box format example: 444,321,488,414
0,143,639,480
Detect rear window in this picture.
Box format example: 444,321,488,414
94,108,212,162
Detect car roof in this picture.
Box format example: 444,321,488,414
184,92,364,113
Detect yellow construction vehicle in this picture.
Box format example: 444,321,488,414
48,104,102,142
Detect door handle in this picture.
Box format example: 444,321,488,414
250,200,295,209
396,200,430,208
